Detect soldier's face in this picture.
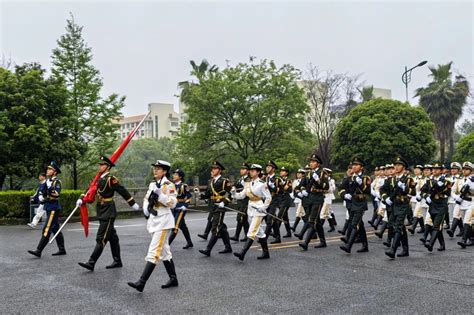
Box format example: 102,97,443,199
450,168,459,176
240,168,248,176
310,160,318,169
463,168,471,177
433,169,442,176
423,169,431,176
153,166,165,178
280,170,288,177
38,175,46,181
414,168,422,176
394,164,404,174
211,167,220,177
266,166,274,174
351,164,362,173
172,173,180,182
46,167,55,177
249,169,259,178
297,172,303,179
98,164,108,173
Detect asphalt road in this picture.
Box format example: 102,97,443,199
0,204,472,314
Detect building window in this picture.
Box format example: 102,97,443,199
155,115,159,138
171,122,179,127
141,130,145,136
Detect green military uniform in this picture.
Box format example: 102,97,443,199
339,157,371,254
264,160,284,243
277,167,293,238
230,163,251,242
381,157,415,259
420,162,452,252
79,156,137,271
293,166,311,238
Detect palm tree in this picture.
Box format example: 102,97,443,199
358,85,374,103
178,59,218,103
415,62,470,161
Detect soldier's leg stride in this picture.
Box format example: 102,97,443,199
397,228,409,257
233,238,254,261
385,232,402,259
106,230,122,269
257,237,270,260
51,232,67,256
457,224,472,248
161,259,179,289
127,262,156,292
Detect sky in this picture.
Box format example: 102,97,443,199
1,0,473,118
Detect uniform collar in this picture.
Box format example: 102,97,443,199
213,175,221,181
100,172,110,179
175,180,181,185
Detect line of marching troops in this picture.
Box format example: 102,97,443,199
25,154,474,292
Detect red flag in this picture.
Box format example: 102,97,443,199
79,112,151,237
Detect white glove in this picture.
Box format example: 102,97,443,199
416,194,422,202
132,203,140,210
455,196,463,203
426,196,432,204
76,198,83,207
302,190,309,197
437,181,444,187
268,182,275,189
355,177,363,185
290,192,295,200
180,205,187,211
218,201,225,208
312,173,319,181
397,181,405,190
153,184,162,195
38,195,44,203
193,187,200,194
385,197,392,206
143,207,150,217
297,192,304,198
344,193,352,201
231,186,237,193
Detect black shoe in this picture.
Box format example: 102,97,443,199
197,234,208,240
162,276,178,289
356,246,369,253
339,245,351,253
397,250,409,257
218,246,232,254
229,236,239,242
183,243,193,249
128,281,145,292
270,239,281,244
337,229,345,234
340,236,348,243
314,241,327,248
294,233,302,239
233,251,244,261
257,251,270,260
375,231,384,239
446,230,454,237
198,249,211,256
424,242,433,252
282,233,292,238
299,243,308,251
128,262,156,292
51,250,67,256
257,238,270,259
457,241,467,249
456,230,464,237
437,246,445,251
327,227,335,232
27,250,42,258
383,241,391,247
106,260,123,269
78,262,95,271
385,249,396,259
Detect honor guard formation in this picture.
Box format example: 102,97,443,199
26,154,474,292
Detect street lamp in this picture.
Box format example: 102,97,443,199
402,60,428,103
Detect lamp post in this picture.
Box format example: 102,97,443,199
402,60,428,103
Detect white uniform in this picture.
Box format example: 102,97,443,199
143,177,177,263
233,178,271,240
292,178,305,218
452,176,474,224
412,176,429,219
320,178,335,219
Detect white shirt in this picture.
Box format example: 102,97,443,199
143,176,177,233
234,178,272,217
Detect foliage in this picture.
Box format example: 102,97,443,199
332,99,436,170
453,131,474,162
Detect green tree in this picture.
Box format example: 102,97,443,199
415,62,470,161
453,131,474,162
332,99,436,170
458,119,474,136
176,58,312,179
51,13,125,189
358,85,374,103
0,63,75,189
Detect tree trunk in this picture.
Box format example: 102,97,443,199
9,175,13,190
73,159,78,190
0,173,6,190
447,127,455,162
439,134,446,162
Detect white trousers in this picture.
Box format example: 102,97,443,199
30,204,45,226
145,229,172,264
247,215,265,240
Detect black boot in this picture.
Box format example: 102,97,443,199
241,219,249,241
106,239,122,269
291,217,301,232
199,234,218,256
230,221,242,242
443,212,450,229
339,227,357,253
327,218,336,232
128,262,156,292
27,235,49,258
78,243,103,271
457,224,471,249
52,232,67,256
270,221,281,244
447,218,460,238
368,211,378,227
373,215,382,230
356,225,369,253
181,225,194,249
385,232,402,259
417,217,425,233
299,226,314,251
257,237,270,260
295,222,309,240
161,259,178,289
218,231,233,254
420,225,432,243
397,229,409,257
407,217,418,234
437,231,445,251
283,222,292,238
314,224,327,248
456,219,464,237
233,238,254,261
331,212,337,226
424,230,439,252
198,220,212,240
168,230,177,245
375,221,387,239
338,219,349,235
383,227,394,247
340,225,353,244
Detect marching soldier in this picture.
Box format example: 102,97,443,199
276,166,293,238
320,168,336,232
418,164,435,243
78,156,139,271
232,164,272,260
420,162,452,252
375,164,395,246
298,154,329,251
447,162,463,237
28,161,67,257
290,169,306,232
408,165,427,234
128,160,178,291
197,161,233,256
381,157,415,259
168,168,193,249
230,163,251,242
27,172,47,229
454,162,474,248
293,165,312,238
196,179,213,241
338,164,354,235
264,160,283,244
339,157,371,254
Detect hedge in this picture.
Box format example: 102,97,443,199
0,190,83,218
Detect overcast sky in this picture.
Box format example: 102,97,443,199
1,0,473,117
